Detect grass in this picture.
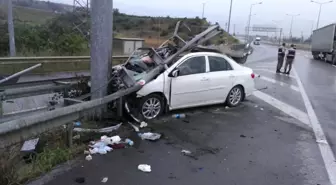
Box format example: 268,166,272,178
0,128,85,185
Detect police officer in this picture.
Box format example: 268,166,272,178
284,44,296,75
276,43,286,73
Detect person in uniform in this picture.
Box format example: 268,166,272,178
276,43,286,73
284,44,296,75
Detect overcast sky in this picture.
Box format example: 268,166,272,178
50,0,336,38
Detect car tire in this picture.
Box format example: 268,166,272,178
226,86,244,107
138,94,164,120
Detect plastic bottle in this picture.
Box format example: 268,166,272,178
125,138,134,146
172,114,186,119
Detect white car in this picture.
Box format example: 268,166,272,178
135,52,256,120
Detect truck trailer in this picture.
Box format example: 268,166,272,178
311,23,336,65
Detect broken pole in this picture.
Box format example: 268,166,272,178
7,0,16,56
90,0,113,119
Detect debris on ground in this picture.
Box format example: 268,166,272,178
73,134,81,140
88,135,120,155
125,138,134,146
138,132,161,141
75,177,85,184
101,177,108,183
172,114,186,119
73,123,122,133
111,143,126,149
138,164,151,172
74,121,81,127
128,122,140,132
140,121,148,128
84,150,90,155
85,154,92,161
225,106,229,109
260,108,264,111
240,134,246,138
181,150,191,155
254,105,259,108
21,138,39,152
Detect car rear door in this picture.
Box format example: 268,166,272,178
206,55,236,103
170,56,212,109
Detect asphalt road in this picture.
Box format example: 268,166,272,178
38,44,336,185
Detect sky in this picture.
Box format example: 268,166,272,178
50,0,336,38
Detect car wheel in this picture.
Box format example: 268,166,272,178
226,86,243,107
139,94,164,120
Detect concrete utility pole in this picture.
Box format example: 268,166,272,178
7,0,16,56
246,2,262,42
286,13,300,42
311,0,333,29
227,0,233,33
202,2,205,19
90,0,113,118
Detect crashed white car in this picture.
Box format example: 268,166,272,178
135,51,256,120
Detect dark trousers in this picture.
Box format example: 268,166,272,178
284,58,294,73
276,55,284,71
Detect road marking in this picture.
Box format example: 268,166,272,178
256,74,300,92
253,68,295,78
253,90,310,126
293,68,336,185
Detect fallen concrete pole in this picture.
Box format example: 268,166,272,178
0,63,42,85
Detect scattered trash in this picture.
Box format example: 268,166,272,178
75,177,85,184
101,177,108,183
85,154,92,161
88,135,120,155
240,134,246,138
73,123,122,133
260,108,264,111
172,114,186,119
274,129,278,132
182,120,190,123
138,132,161,141
254,105,259,108
128,122,140,132
138,164,151,172
111,143,126,149
181,150,191,155
74,121,81,127
73,134,81,140
21,138,39,152
140,121,148,128
125,138,134,146
84,150,90,155
225,106,229,109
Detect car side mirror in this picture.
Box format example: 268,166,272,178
169,69,179,77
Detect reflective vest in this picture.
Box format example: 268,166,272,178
287,48,296,59
278,47,285,57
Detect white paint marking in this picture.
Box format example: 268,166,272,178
253,91,310,126
256,74,300,92
293,68,336,185
253,68,295,78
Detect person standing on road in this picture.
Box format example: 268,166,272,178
276,43,286,73
284,44,296,75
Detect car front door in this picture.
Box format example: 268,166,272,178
170,56,211,109
206,55,235,103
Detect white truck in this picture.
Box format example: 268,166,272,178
311,23,336,64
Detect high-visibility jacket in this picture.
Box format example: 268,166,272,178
278,46,286,57
286,48,296,59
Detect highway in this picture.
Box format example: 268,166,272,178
36,44,336,185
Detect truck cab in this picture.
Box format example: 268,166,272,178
253,37,261,45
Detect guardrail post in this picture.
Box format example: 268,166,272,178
66,123,74,147
117,97,123,117
0,100,3,117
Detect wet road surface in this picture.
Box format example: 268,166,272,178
39,44,336,185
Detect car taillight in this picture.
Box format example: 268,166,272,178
251,73,255,79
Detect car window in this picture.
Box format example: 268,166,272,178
177,56,206,76
208,56,233,72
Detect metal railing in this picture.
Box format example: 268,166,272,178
0,55,129,75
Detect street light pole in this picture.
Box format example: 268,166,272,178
246,2,262,42
311,0,333,29
286,13,300,42
227,0,233,33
